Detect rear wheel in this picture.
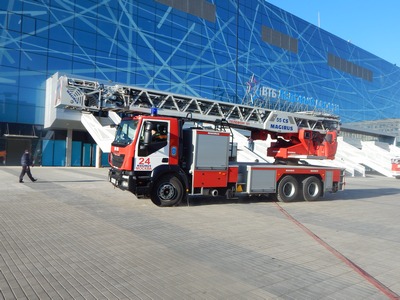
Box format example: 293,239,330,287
302,176,322,201
151,174,184,207
276,175,299,202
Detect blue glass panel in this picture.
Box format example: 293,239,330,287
33,106,44,125
72,61,95,78
17,105,39,124
73,29,97,49
97,9,119,32
47,57,73,74
0,2,11,10
82,143,92,166
36,20,50,38
41,140,54,166
91,144,97,166
49,10,74,27
0,47,20,68
0,102,17,123
49,26,69,42
7,12,22,32
18,87,40,106
22,16,36,34
0,83,18,103
20,72,46,89
71,141,82,166
101,152,110,167
48,40,74,59
89,145,109,167
53,140,66,166
0,66,20,86
20,53,47,73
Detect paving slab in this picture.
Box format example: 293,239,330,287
0,166,399,299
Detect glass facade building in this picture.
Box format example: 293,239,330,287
1,0,400,165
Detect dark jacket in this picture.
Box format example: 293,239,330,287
21,152,33,166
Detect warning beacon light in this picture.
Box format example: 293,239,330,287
151,107,158,116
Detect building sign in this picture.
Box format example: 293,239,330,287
243,75,339,114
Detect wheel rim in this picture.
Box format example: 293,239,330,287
283,182,296,198
307,182,320,197
158,183,176,200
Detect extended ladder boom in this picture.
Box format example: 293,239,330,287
54,74,340,134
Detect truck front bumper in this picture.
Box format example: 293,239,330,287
108,168,151,197
108,168,131,191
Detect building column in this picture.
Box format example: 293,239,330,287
95,145,102,168
66,129,73,167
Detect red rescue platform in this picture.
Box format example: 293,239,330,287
391,157,400,179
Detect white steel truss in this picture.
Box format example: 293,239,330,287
54,74,340,133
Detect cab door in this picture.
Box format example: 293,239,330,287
134,120,170,171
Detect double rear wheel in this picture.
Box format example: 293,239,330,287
276,175,299,202
301,176,322,201
276,175,322,202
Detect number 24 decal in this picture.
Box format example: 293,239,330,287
138,158,150,164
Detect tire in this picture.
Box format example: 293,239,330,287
276,175,299,202
151,174,184,207
302,176,322,201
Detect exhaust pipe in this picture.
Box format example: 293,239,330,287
210,189,219,197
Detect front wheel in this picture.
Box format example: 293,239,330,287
276,175,299,202
151,174,184,207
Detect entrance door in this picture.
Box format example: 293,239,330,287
6,139,31,166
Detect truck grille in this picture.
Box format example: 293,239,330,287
111,153,125,168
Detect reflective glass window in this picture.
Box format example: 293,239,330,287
19,72,47,89
48,57,73,73
18,104,40,124
0,102,17,122
73,29,97,50
22,16,36,35
20,53,48,72
0,47,20,68
18,87,42,106
7,13,22,32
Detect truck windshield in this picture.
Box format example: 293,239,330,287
113,119,138,146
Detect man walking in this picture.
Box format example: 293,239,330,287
19,149,37,183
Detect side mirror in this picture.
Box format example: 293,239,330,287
143,122,154,145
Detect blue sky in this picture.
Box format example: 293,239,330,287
266,0,400,66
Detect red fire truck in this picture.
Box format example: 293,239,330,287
50,74,345,206
391,157,400,179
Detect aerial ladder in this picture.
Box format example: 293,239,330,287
48,73,344,206
52,74,340,161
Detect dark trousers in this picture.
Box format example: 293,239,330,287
19,165,35,182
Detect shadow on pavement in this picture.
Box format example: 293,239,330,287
330,188,400,201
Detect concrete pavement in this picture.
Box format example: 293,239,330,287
1,166,400,299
